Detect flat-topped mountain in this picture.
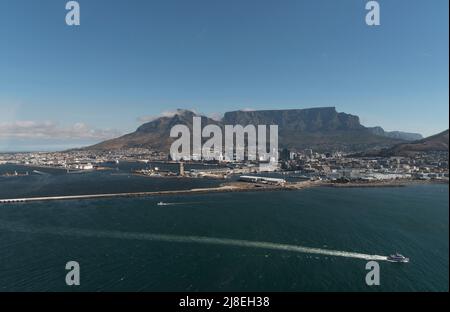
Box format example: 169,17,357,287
87,107,414,153
222,107,363,132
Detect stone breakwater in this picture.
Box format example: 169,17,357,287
0,179,445,204
0,181,317,204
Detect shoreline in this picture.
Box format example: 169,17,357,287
0,183,284,204
319,179,449,188
0,179,447,204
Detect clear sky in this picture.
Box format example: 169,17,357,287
0,0,448,151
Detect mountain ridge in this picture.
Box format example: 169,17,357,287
377,129,449,157
86,107,417,153
367,126,423,141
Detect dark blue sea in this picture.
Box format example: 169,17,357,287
0,164,448,291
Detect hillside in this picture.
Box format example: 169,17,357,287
379,130,449,157
87,107,405,153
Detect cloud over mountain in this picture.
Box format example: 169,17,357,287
138,109,199,123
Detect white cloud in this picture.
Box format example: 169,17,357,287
138,108,258,123
138,110,179,123
0,120,122,140
137,108,199,123
208,112,224,121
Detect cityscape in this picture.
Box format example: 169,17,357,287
0,0,448,298
0,146,448,183
0,136,448,204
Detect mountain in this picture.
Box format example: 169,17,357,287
378,130,449,157
367,127,423,141
86,107,405,153
88,110,219,151
222,107,363,131
221,107,402,152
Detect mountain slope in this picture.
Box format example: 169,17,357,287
86,107,404,153
89,110,219,151
379,130,449,156
367,127,423,141
222,107,402,151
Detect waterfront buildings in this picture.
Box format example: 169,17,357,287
0,148,448,183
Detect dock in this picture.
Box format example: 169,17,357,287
0,184,262,204
0,188,226,204
0,181,319,204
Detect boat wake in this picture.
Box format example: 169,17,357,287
156,201,202,206
0,220,388,261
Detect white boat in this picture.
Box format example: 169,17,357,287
387,253,409,263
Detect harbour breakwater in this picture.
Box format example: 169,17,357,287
0,179,445,204
0,183,289,204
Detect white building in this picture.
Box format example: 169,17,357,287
239,175,286,185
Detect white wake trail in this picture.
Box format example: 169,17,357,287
0,221,388,261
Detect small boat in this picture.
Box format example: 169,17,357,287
387,253,409,263
157,201,170,206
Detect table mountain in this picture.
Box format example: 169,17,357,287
86,107,406,153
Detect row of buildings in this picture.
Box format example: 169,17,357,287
1,147,448,182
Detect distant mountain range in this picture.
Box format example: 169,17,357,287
376,129,449,157
86,107,427,153
366,127,423,141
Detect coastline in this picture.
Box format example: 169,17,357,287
319,179,449,188
0,179,447,204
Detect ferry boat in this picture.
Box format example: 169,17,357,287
387,253,410,263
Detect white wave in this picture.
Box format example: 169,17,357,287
0,221,388,261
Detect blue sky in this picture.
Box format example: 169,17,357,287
0,0,448,151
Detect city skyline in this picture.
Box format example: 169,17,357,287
0,0,448,151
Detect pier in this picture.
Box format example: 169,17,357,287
0,187,233,204
0,181,319,204
0,183,282,204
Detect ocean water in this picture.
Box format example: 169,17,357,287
0,165,448,291
0,163,224,199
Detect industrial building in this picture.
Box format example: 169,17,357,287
239,175,286,185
